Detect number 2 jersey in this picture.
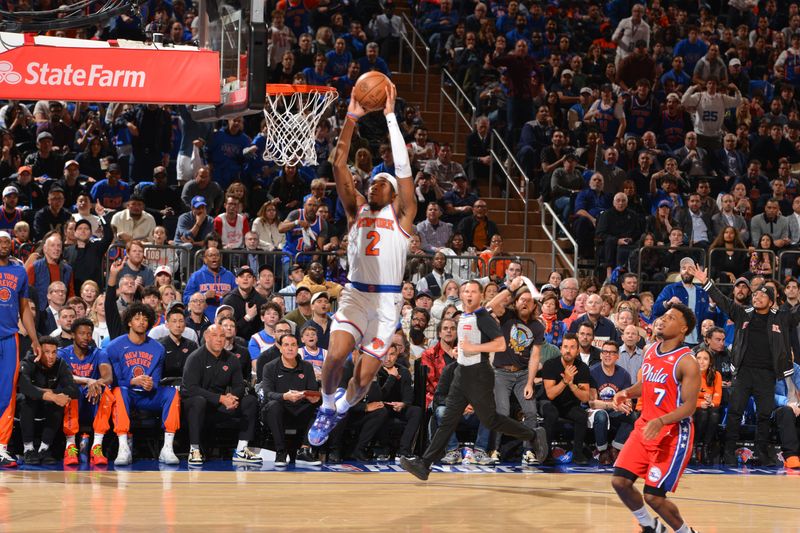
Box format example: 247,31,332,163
347,203,410,290
638,341,695,427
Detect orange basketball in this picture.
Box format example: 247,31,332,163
352,71,391,112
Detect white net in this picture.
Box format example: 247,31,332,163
263,87,339,166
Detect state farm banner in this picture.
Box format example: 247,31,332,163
0,35,221,105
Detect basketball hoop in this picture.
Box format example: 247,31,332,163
263,84,339,167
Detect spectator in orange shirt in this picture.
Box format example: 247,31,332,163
692,347,722,465
478,234,511,279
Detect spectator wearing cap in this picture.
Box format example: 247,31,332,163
550,152,583,222
623,80,658,138
278,263,306,312
584,84,626,148
301,291,332,350
652,257,712,345
283,285,313,327
423,143,464,192
596,192,643,279
567,87,594,132
442,173,478,225
10,166,45,211
221,265,267,340
32,186,71,241
691,43,728,86
181,167,224,215
727,58,750,96
90,163,131,211
617,40,656,91
0,186,22,232
659,56,692,94
152,302,200,376
56,160,91,209
183,246,237,322
142,166,184,224
110,193,157,243
690,265,798,467
175,196,214,247
25,131,64,180
611,4,649,65
63,217,114,290
681,79,742,152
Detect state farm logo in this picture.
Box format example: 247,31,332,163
0,62,21,84
0,60,146,88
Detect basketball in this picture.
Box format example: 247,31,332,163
352,71,391,112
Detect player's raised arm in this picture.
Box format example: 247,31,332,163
384,84,417,234
333,98,367,222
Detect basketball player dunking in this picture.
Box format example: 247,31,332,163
611,302,701,533
308,83,417,446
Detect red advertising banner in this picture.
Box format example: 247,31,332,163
0,41,221,104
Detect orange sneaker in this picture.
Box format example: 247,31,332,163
784,455,800,469
90,444,108,466
63,444,79,466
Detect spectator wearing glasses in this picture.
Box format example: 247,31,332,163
588,340,634,465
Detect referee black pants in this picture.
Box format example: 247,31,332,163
422,362,537,466
724,367,775,453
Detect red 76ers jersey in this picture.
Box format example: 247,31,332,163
639,342,694,426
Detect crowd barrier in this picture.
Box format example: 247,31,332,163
708,248,777,289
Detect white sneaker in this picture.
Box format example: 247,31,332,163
232,447,263,464
188,449,204,467
159,446,179,465
114,443,132,466
440,449,461,465
522,450,540,466
474,449,497,465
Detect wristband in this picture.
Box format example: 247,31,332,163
346,112,361,122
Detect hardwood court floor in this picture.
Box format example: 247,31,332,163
0,469,798,532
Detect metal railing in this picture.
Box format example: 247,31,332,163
399,13,430,111
438,69,475,153
540,201,578,278
634,246,706,292
486,256,536,282
488,130,529,254
105,244,192,287
779,249,800,281
709,248,776,287
193,249,292,277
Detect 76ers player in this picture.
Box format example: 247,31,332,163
611,302,701,533
308,83,416,446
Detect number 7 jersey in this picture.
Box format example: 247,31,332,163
638,342,695,426
347,203,410,288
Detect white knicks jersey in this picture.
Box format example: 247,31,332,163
347,203,410,288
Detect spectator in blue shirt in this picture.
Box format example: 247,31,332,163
659,56,692,93
90,163,131,211
302,53,332,87
325,37,353,78
672,28,708,74
205,117,252,190
774,362,800,469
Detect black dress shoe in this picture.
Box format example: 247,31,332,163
327,450,342,464
40,452,57,465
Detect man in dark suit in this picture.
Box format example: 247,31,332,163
713,133,748,189
465,116,495,186
674,193,714,249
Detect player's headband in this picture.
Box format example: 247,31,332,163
373,172,398,193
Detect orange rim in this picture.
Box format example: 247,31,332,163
266,84,338,96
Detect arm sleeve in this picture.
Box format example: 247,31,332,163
385,113,412,179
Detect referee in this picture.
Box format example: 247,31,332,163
690,264,798,466
401,280,538,480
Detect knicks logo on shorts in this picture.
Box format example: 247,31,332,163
0,287,10,302
132,366,144,377
371,338,384,350
647,466,662,483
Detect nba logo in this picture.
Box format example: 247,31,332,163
647,466,662,483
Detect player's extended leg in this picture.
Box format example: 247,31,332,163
643,490,691,532
62,398,80,465
111,387,133,465
341,352,384,410
152,386,180,464
0,334,20,466
308,330,357,446
89,388,114,465
466,364,537,444
612,427,667,533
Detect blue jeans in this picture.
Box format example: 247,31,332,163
435,405,490,452
592,409,634,451
553,196,572,223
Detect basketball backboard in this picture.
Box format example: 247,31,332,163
189,0,266,122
